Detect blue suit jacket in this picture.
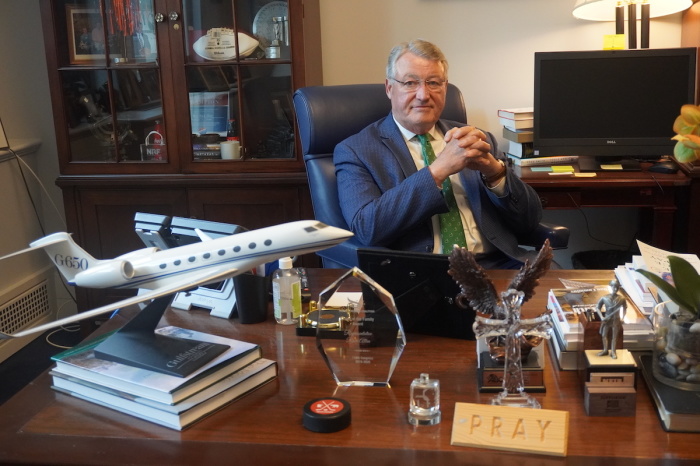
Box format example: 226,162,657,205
334,114,543,263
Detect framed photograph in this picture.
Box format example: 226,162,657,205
66,5,105,64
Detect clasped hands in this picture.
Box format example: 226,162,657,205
428,125,503,187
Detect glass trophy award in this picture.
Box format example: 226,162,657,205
316,267,406,387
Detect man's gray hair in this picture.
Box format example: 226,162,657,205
386,39,448,80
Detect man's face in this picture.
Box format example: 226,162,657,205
385,52,447,135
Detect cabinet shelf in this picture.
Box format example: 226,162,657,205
41,0,323,313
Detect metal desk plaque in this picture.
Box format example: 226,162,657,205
316,267,406,387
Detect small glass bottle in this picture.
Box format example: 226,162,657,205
153,120,164,145
226,119,239,141
408,373,441,426
272,257,301,325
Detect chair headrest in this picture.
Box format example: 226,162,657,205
293,83,467,155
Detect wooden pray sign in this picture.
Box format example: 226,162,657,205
451,402,569,457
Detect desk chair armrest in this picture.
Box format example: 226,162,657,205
521,222,570,250
316,238,387,269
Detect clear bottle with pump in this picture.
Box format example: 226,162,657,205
272,257,301,325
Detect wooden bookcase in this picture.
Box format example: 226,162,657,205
40,0,322,312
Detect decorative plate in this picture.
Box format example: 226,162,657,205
252,1,288,48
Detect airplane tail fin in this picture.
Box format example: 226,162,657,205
30,232,101,283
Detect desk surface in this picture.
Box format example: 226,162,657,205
1,269,698,465
516,161,690,188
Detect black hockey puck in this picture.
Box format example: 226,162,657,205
302,397,351,433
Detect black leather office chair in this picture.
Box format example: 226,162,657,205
293,83,569,268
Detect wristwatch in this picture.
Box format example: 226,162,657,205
481,159,507,186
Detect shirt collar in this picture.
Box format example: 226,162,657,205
392,116,441,142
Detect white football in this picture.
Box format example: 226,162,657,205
193,29,259,61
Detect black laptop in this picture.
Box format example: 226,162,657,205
357,248,475,340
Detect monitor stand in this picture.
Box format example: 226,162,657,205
578,156,641,172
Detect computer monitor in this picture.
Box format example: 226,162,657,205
533,47,697,171
357,248,475,340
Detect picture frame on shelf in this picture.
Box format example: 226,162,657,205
66,5,105,64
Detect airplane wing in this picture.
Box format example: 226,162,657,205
0,265,241,340
0,244,47,262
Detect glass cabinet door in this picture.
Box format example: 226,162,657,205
56,0,167,166
182,0,294,162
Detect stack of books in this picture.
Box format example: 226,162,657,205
639,354,700,432
49,326,277,430
614,255,655,315
499,107,579,167
546,283,653,370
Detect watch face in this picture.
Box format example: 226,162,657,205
252,1,288,48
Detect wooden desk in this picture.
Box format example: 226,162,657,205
516,162,690,250
1,269,698,465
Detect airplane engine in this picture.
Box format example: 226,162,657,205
73,260,135,288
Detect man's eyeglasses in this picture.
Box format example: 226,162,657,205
390,78,446,92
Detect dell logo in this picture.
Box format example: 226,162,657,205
606,140,617,144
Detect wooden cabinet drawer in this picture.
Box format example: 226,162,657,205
536,190,581,209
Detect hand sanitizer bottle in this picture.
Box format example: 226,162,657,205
272,257,301,325
408,373,441,425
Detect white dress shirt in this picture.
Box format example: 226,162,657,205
394,119,502,254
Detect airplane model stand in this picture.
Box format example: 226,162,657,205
93,295,230,377
171,278,238,319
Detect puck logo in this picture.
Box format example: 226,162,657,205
311,399,344,415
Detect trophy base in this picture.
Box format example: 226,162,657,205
490,390,541,409
477,351,545,393
581,349,637,389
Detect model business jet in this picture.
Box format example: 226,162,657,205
0,220,352,339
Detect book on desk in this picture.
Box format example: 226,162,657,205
49,326,275,430
52,358,276,431
639,354,700,433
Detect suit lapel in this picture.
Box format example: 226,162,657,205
378,114,418,179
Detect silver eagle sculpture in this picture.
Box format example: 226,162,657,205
447,239,554,318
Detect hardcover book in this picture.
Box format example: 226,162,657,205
507,140,535,158
51,358,277,430
51,326,261,404
548,286,651,331
506,154,579,167
502,126,533,143
499,116,533,131
497,107,534,120
547,335,578,371
639,354,700,432
547,285,652,353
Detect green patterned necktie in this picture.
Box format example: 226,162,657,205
417,134,467,253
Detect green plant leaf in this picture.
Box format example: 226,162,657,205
668,256,700,318
636,268,695,314
673,140,699,163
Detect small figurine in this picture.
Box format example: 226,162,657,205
595,279,627,359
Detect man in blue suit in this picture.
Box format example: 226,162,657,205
334,39,543,269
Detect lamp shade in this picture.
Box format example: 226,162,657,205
573,0,692,21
